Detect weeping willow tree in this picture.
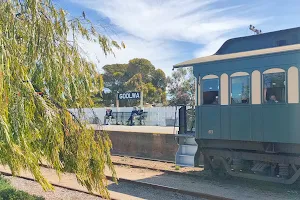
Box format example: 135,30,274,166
0,0,125,198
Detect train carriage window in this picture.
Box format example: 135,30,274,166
230,72,250,104
263,68,286,103
202,75,219,105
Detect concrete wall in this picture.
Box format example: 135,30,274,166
105,131,178,161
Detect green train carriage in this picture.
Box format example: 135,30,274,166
174,27,300,184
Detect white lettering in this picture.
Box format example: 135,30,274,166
119,92,141,100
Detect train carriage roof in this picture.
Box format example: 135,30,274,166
174,27,300,69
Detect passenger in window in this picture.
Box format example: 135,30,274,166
268,94,278,103
241,95,249,104
212,96,219,104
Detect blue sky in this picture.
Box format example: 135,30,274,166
53,0,300,75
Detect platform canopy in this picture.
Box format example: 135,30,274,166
173,43,300,69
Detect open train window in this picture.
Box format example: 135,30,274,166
263,68,286,103
230,72,250,104
202,75,219,105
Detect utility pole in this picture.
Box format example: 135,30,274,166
116,91,119,111
140,91,143,108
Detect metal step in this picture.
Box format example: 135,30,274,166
179,145,197,155
177,155,195,166
175,135,198,167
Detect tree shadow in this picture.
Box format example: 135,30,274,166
107,167,300,200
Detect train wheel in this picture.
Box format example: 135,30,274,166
204,155,230,178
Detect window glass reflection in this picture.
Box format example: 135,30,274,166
203,78,219,105
231,76,250,104
263,72,285,103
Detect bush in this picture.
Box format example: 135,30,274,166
0,177,44,200
0,188,44,200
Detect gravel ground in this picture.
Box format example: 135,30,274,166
110,162,300,200
108,180,205,200
4,176,103,200
3,157,300,200
112,155,203,173
3,175,204,200
112,155,300,200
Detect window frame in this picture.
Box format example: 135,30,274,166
230,72,251,105
262,68,287,104
288,66,299,104
252,70,261,105
201,75,220,106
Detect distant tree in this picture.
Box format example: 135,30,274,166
127,58,155,82
102,59,167,106
152,69,167,91
167,67,195,106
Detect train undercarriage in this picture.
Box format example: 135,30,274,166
199,139,300,184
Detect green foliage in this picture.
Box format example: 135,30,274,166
167,67,195,106
0,0,123,198
0,177,44,200
127,58,155,82
102,58,167,106
91,74,104,106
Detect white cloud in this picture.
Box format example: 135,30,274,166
69,0,263,75
193,37,228,57
76,34,179,75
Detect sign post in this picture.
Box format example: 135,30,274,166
140,91,143,107
116,92,119,110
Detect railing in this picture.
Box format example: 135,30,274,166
178,106,195,135
104,112,148,125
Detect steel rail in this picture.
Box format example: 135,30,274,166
112,154,174,164
0,163,231,200
106,175,233,200
0,170,116,200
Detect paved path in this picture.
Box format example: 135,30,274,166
90,124,179,134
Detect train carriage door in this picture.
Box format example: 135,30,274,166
201,75,221,139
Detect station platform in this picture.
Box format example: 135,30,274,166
90,124,178,134
89,124,180,161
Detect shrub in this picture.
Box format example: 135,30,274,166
0,177,44,200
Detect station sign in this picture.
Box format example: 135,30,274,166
118,92,141,100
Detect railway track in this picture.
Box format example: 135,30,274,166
112,154,174,164
0,164,231,200
106,175,233,200
0,170,112,200
112,155,204,178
